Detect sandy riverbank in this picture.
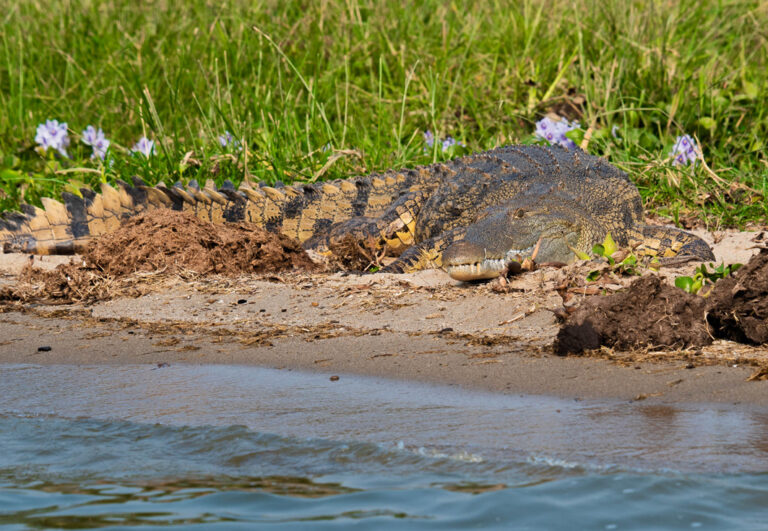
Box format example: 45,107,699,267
1,227,767,405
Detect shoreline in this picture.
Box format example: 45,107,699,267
1,228,766,406
1,282,765,407
0,305,763,405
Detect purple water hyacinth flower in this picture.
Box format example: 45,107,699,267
35,119,70,158
91,136,110,161
218,131,235,147
218,131,242,152
82,126,110,160
424,130,464,153
534,116,579,149
132,137,156,157
441,136,465,152
423,130,435,148
535,117,556,143
670,134,699,166
81,125,99,145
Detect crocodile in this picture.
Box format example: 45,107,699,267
0,144,714,280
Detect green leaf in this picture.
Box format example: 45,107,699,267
592,243,606,256
743,81,759,100
0,168,22,181
565,128,585,146
691,279,703,294
586,270,602,282
621,254,637,267
697,117,716,130
639,130,659,150
675,276,694,293
569,246,591,260
602,233,618,256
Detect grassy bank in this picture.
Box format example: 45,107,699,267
1,0,766,228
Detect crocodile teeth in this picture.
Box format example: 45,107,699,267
444,245,536,281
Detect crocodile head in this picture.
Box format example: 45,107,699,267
442,205,585,281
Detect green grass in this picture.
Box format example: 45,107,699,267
1,0,767,229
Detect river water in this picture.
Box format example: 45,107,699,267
1,364,767,529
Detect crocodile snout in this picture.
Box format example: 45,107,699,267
442,240,509,281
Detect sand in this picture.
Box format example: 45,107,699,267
1,227,767,405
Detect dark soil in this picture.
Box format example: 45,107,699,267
0,209,317,304
706,249,768,344
554,275,710,354
556,249,768,354
84,209,316,277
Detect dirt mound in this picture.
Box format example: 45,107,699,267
83,209,316,277
706,249,768,344
556,249,768,354
554,275,710,354
0,209,317,304
0,262,116,304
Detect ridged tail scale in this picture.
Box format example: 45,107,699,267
0,169,430,255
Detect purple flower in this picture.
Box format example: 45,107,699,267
132,137,155,157
670,135,698,166
218,130,241,150
423,130,435,148
424,130,464,153
82,126,110,160
35,119,70,158
534,116,580,149
442,137,459,151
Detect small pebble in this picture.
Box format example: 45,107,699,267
37,346,52,352
330,375,340,381
237,299,247,304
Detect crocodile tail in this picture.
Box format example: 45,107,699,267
0,178,176,254
0,168,428,255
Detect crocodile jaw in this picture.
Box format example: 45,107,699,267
442,242,534,281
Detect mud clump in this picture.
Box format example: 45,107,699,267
83,209,316,277
326,234,386,272
556,249,768,354
0,262,119,304
554,275,710,354
0,209,317,304
706,249,768,344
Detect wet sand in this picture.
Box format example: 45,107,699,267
1,228,767,405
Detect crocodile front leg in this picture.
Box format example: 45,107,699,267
380,227,467,273
304,189,428,257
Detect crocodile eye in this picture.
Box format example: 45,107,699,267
509,208,527,220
